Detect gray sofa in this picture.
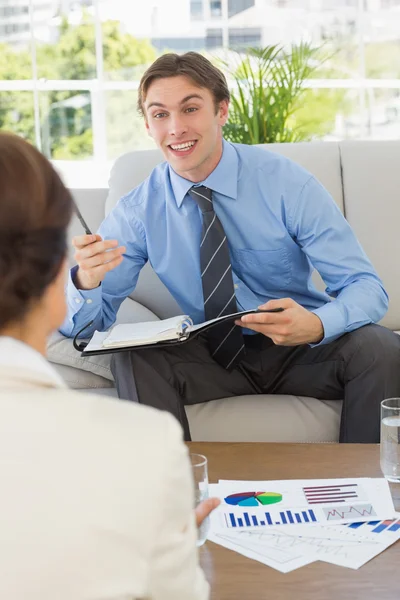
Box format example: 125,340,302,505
48,141,400,442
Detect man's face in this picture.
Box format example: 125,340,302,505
143,75,229,182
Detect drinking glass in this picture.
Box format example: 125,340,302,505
380,398,400,482
190,453,209,546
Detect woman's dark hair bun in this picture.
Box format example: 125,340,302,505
0,133,73,328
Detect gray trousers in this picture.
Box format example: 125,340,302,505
111,324,400,443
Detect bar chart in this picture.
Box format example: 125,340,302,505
303,482,359,504
347,519,400,534
225,508,318,528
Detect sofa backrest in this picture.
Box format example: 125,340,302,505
339,141,400,330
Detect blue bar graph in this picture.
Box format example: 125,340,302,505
225,508,319,528
346,520,399,534
348,522,364,529
372,522,391,533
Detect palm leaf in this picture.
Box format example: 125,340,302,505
221,43,323,144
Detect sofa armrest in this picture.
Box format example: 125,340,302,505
47,297,159,382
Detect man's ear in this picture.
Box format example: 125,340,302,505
218,99,229,126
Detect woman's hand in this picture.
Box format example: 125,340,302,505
195,497,221,528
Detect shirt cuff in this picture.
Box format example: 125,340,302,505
67,265,103,308
311,301,346,346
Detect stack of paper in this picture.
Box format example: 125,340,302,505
207,478,400,572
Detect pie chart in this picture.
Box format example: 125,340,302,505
224,491,283,507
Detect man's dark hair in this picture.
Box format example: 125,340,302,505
138,52,230,116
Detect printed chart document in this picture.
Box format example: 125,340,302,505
76,307,283,356
207,480,399,573
211,478,396,530
209,516,400,572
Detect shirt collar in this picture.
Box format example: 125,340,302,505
168,139,239,207
0,336,67,390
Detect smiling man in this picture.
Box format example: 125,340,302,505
62,52,400,443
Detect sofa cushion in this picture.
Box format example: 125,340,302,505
106,148,163,216
81,386,342,443
340,141,400,331
54,363,114,389
47,297,159,384
186,394,341,442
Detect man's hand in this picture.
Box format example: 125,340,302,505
236,298,324,346
72,234,126,290
195,497,221,528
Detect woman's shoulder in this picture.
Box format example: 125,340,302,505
56,387,181,435
2,385,183,454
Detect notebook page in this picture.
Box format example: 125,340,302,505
84,331,110,353
103,315,188,347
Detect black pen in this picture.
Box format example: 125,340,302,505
74,201,92,235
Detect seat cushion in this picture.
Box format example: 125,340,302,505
80,387,342,443
54,363,114,390
186,394,341,443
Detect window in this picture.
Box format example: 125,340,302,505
210,1,222,17
190,0,203,19
228,0,255,18
0,0,399,169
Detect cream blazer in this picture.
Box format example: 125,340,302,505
0,337,209,600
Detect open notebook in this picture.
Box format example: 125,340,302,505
75,307,283,356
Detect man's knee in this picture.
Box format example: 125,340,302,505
345,324,400,374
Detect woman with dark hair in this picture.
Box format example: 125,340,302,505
0,132,212,600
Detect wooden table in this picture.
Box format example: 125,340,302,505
188,443,400,600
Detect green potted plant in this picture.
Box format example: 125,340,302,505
220,43,326,144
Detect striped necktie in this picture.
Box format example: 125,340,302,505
189,185,245,370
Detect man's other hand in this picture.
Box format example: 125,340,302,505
237,298,324,345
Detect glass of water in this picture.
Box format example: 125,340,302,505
190,453,209,546
380,398,400,482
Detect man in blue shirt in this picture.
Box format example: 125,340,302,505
62,52,400,443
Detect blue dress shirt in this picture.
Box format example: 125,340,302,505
61,140,388,344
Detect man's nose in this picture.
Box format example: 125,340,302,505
169,115,188,138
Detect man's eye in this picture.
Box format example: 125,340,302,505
154,112,167,119
185,107,198,113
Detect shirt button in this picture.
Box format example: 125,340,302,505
234,284,239,289
86,299,93,304
75,298,82,304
